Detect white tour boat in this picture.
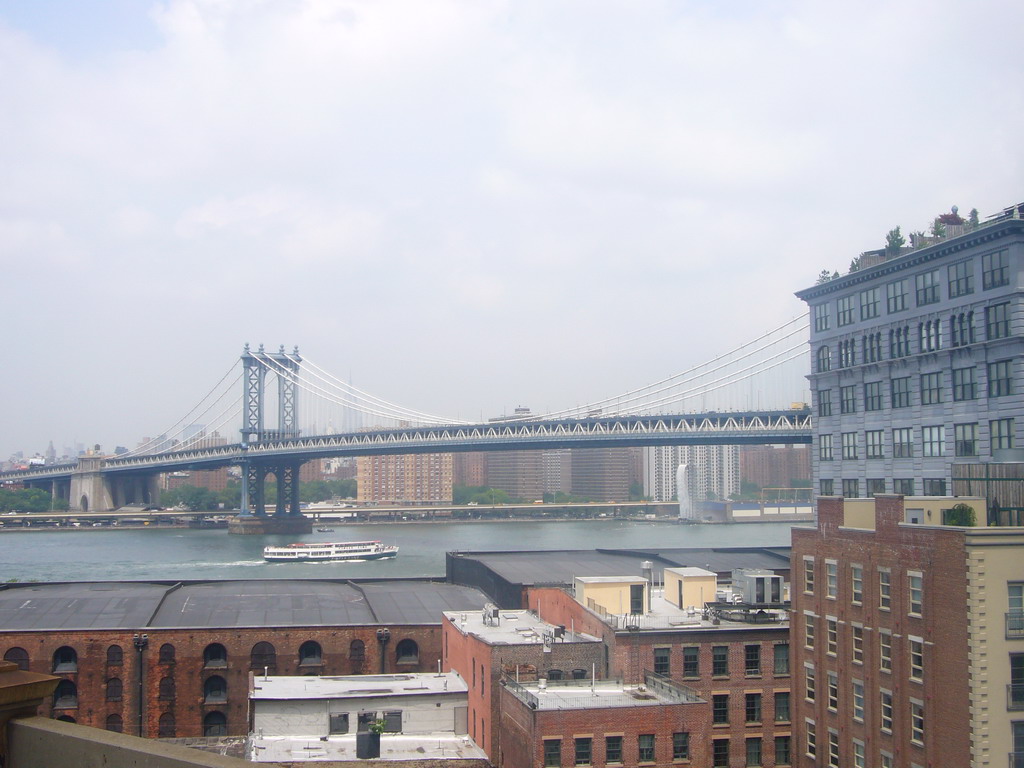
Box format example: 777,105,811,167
263,540,399,562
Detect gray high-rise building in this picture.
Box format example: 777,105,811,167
796,204,1024,498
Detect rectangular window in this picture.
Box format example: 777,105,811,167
775,736,791,766
880,630,892,672
814,303,830,332
774,643,790,675
837,296,855,326
853,740,866,768
922,425,945,457
852,680,865,721
920,372,943,405
329,713,349,734
672,732,689,761
817,388,832,417
745,737,762,768
881,753,894,768
909,572,923,615
866,430,884,459
863,381,882,411
713,694,729,724
852,624,864,663
879,569,891,610
828,729,840,767
804,663,816,701
544,739,562,767
910,637,924,681
887,279,907,313
745,693,762,723
638,734,655,763
840,385,857,414
983,249,1009,289
653,647,671,676
575,738,592,766
851,565,863,603
910,701,925,745
803,559,814,593
867,478,885,496
892,376,911,408
819,434,833,461
804,615,816,649
713,740,729,768
860,287,879,320
712,646,728,677
948,260,974,297
383,710,402,733
988,359,1013,397
955,423,978,457
826,618,838,656
842,479,859,498
880,689,893,731
894,478,915,495
682,646,699,678
605,736,623,764
923,478,946,495
827,671,838,711
745,644,761,676
805,720,816,758
893,427,913,458
953,366,977,401
842,432,858,459
987,301,1011,339
992,418,1015,452
820,478,834,496
916,270,940,305
826,561,838,598
774,691,790,722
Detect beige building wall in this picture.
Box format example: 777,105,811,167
663,567,717,610
573,577,647,616
356,453,454,504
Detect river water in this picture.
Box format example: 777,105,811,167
0,520,796,583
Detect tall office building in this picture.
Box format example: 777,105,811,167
796,205,1024,498
643,445,740,503
570,447,636,502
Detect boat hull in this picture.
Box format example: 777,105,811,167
263,541,399,562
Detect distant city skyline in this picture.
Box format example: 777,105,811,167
2,1,1022,458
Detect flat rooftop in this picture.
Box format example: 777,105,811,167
251,672,467,700
250,732,488,763
443,609,602,646
504,675,702,710
0,580,487,631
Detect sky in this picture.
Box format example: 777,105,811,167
2,0,1022,458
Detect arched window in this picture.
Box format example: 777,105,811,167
159,643,176,663
547,669,564,681
106,645,123,666
350,639,365,659
572,668,588,679
105,714,123,733
158,712,176,738
203,643,227,668
816,345,831,373
250,642,276,669
53,680,78,709
203,675,227,704
203,711,227,737
106,677,123,701
4,647,29,671
298,641,322,667
395,639,418,664
53,646,77,673
158,676,176,701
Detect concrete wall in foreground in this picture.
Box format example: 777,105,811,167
7,716,279,768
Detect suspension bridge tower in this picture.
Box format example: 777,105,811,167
229,344,313,535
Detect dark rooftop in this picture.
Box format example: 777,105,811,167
0,580,488,632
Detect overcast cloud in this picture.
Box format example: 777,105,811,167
2,0,1022,458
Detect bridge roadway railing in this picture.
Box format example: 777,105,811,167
1,409,811,479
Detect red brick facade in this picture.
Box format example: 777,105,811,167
791,496,972,768
1,624,443,739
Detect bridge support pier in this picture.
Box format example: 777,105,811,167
229,459,310,535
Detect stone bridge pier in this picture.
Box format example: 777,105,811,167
68,458,160,513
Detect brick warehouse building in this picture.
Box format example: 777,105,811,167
0,579,486,739
447,548,796,768
791,495,1024,768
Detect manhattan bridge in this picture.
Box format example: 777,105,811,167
1,316,811,526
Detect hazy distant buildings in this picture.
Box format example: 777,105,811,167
570,447,636,501
740,444,811,493
452,452,487,487
643,445,740,503
486,449,544,501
